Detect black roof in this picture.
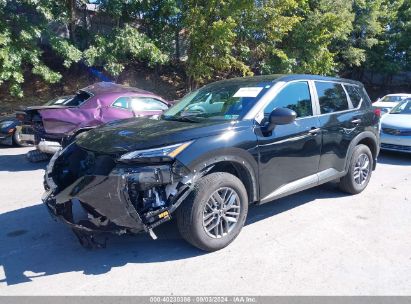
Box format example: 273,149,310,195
211,74,363,87
277,74,363,86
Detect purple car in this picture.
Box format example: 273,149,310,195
20,82,170,155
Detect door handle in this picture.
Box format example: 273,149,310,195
351,118,362,124
308,128,321,135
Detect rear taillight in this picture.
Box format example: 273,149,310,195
373,108,381,117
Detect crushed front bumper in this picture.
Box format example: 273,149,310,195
42,151,195,248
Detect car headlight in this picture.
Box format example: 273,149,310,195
1,121,15,129
119,141,193,162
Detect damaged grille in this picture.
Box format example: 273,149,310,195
51,144,116,190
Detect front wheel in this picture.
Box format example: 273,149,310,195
339,144,373,194
176,172,248,252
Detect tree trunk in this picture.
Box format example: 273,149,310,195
175,28,180,62
67,0,77,44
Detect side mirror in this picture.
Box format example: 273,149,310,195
263,107,297,133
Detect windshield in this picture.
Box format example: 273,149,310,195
390,100,411,114
163,79,274,122
381,95,410,103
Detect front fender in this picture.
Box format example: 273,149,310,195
176,129,260,202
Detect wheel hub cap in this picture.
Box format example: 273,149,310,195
353,153,370,185
202,187,241,239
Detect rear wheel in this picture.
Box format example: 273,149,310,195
176,172,248,251
339,144,373,194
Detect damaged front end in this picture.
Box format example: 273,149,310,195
42,142,198,248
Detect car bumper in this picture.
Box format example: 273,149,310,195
380,133,411,153
37,140,62,154
42,150,195,247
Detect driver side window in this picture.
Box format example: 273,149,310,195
265,82,313,118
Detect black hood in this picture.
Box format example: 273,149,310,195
76,117,240,154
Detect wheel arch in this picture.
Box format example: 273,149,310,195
187,153,259,204
345,131,379,172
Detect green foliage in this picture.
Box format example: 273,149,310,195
183,0,253,85
84,25,168,76
237,0,304,74
285,0,354,74
0,0,411,97
0,0,81,97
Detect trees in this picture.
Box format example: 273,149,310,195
0,0,410,98
0,0,82,97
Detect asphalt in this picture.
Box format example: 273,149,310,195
0,146,410,295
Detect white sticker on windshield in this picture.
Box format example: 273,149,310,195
233,87,263,98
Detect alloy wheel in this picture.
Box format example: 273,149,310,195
202,187,241,238
353,153,370,185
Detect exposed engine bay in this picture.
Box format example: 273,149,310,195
42,143,202,249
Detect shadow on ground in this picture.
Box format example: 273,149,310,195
0,182,345,286
0,146,46,172
0,149,409,286
378,150,411,166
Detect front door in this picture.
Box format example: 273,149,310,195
256,81,322,203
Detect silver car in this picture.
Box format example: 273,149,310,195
380,100,411,153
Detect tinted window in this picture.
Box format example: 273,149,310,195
344,85,363,108
360,88,372,106
130,98,168,111
265,81,313,118
112,97,129,109
315,82,349,114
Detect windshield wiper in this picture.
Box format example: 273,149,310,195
162,115,203,123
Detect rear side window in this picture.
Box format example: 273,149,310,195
130,98,168,111
265,81,313,118
315,82,349,114
344,85,363,108
112,97,129,109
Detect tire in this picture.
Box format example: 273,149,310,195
339,144,373,194
26,149,51,163
176,172,248,252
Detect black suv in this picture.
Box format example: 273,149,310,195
42,74,380,251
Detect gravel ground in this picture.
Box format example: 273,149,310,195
0,146,410,295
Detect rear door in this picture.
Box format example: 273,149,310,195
314,81,364,173
101,97,135,123
256,81,322,202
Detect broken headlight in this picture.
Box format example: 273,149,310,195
118,141,193,163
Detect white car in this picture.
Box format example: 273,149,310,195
373,93,411,113
380,100,411,153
